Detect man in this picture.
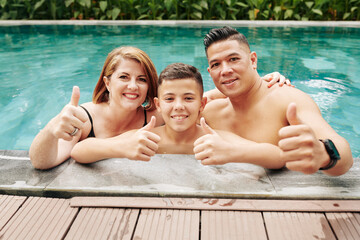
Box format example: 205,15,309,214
194,26,353,176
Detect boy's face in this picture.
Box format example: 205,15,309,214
155,78,206,133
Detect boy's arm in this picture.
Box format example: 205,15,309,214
71,116,160,163
193,118,285,169
278,90,353,176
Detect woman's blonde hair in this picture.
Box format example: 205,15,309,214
93,46,158,111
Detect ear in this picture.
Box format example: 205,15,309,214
154,97,161,113
207,66,210,73
199,96,207,112
103,76,110,90
250,51,258,70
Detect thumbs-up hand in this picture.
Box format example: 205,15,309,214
278,103,325,174
194,118,230,165
50,86,88,141
122,116,160,161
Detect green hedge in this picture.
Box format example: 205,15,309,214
1,0,359,20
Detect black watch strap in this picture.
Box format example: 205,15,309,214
319,139,341,170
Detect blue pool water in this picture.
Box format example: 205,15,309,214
0,24,359,158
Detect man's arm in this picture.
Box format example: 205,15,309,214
278,89,353,176
193,118,285,169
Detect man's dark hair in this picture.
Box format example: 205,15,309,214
203,26,250,53
158,63,204,95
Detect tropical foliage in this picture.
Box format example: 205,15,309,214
0,0,359,20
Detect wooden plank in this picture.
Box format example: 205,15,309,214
0,195,27,230
264,211,336,240
71,197,360,212
134,209,199,240
201,211,266,240
326,212,360,239
66,208,139,240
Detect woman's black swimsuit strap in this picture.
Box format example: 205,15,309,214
80,106,95,138
143,109,147,127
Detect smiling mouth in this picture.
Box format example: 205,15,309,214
123,93,139,99
171,115,188,120
222,79,236,85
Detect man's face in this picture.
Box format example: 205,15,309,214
207,39,258,98
155,78,206,133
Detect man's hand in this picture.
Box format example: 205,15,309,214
278,103,329,174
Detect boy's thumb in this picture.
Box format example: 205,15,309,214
70,86,80,106
200,117,216,135
142,116,156,131
286,102,303,125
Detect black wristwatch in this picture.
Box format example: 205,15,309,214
319,139,341,170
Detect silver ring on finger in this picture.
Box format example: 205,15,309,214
70,127,79,136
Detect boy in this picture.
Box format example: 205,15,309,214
151,63,208,154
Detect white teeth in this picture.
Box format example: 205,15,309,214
124,93,138,99
223,79,235,84
172,115,187,120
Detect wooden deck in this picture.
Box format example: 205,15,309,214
1,195,360,240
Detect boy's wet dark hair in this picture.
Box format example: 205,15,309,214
203,26,250,53
158,63,204,95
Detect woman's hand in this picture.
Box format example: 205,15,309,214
262,72,293,88
48,86,88,141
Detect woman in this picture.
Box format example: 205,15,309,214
30,46,288,169
30,47,163,169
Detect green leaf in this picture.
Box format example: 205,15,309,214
164,0,172,11
65,0,74,8
1,0,7,8
284,9,293,19
248,9,255,20
274,6,281,13
224,0,231,6
78,0,86,7
351,7,358,12
191,3,202,11
34,0,45,11
191,11,202,19
112,7,120,20
74,11,80,19
85,0,91,8
99,1,107,12
200,0,208,10
235,2,248,8
343,12,351,19
305,1,314,9
137,14,148,20
294,14,300,20
311,8,322,16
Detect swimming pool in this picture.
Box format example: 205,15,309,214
0,22,359,158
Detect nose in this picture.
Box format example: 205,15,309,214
221,62,233,76
127,78,138,90
174,99,185,110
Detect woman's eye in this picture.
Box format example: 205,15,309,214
119,75,128,80
138,78,147,83
164,97,173,101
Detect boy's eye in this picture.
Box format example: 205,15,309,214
185,97,194,101
164,97,174,101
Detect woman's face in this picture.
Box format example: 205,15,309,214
105,58,149,111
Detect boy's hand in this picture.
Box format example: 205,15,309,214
194,118,232,165
123,116,160,161
49,86,88,141
278,103,329,174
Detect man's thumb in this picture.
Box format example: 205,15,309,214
142,116,156,131
200,117,216,135
286,102,303,125
70,86,80,106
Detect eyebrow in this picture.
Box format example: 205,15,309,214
209,52,240,65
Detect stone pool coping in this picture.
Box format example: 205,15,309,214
1,150,359,199
0,20,359,28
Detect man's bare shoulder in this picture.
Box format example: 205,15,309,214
203,98,229,116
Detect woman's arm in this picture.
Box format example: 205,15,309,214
71,116,160,163
29,86,88,169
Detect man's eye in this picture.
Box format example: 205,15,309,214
230,57,239,62
210,63,219,69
